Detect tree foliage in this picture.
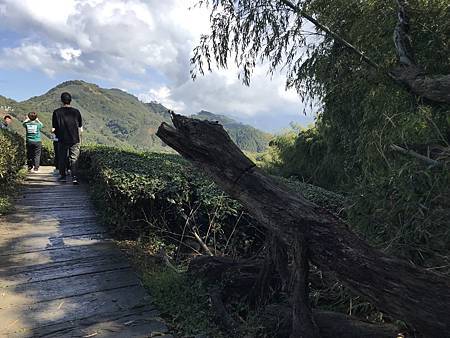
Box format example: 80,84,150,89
0,129,25,184
193,0,450,269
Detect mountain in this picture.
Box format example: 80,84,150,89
1,81,271,152
191,111,272,153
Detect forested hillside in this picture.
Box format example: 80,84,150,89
0,81,271,152
192,110,272,152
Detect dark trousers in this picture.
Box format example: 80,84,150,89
26,141,42,170
53,141,60,169
59,143,80,178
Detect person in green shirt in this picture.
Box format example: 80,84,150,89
23,112,43,172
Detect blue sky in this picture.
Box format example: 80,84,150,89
0,0,314,132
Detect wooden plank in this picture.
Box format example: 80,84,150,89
18,188,88,195
0,242,120,269
0,166,168,337
0,254,128,286
1,286,159,337
0,234,109,257
0,215,98,227
15,196,90,203
0,222,103,236
0,268,139,307
10,206,96,214
30,309,168,338
13,206,95,214
3,211,98,224
14,198,89,205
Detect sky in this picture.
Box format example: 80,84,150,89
0,0,315,132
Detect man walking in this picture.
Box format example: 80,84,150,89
52,92,82,185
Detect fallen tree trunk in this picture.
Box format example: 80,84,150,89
188,256,402,338
264,306,401,338
157,114,450,337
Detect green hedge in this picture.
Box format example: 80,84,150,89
0,129,25,184
40,140,55,166
79,146,344,256
79,146,257,255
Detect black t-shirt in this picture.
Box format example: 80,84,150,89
52,107,83,144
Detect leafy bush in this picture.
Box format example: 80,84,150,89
143,268,223,336
0,129,25,184
79,146,262,257
348,163,450,269
0,129,25,214
79,146,345,259
40,140,55,166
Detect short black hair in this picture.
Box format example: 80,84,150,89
28,112,38,121
61,92,72,105
4,115,12,120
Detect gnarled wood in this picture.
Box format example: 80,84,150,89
392,0,450,104
263,306,402,338
157,114,450,337
290,236,320,338
188,255,402,338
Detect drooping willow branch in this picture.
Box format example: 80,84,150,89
192,0,450,104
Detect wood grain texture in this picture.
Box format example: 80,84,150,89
0,167,169,337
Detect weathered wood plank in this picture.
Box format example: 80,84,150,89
0,222,103,237
0,268,138,307
1,215,98,226
28,308,167,338
1,254,128,286
0,166,167,337
0,242,120,269
14,198,89,206
1,287,159,337
0,233,108,256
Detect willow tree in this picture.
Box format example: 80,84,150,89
192,0,450,104
157,1,450,337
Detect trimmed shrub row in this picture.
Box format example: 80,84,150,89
0,129,25,184
79,146,345,257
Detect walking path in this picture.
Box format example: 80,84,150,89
0,167,171,337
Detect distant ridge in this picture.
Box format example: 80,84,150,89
191,110,272,153
1,81,271,152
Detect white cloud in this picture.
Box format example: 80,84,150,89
138,86,186,111
0,0,313,131
0,42,84,76
0,0,206,79
60,48,82,61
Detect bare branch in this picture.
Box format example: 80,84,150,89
390,144,443,167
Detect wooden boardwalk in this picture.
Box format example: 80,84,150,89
0,167,171,337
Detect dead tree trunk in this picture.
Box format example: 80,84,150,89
290,235,320,338
188,255,402,338
157,113,450,337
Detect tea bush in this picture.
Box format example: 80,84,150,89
79,146,261,257
0,129,25,214
79,146,345,258
0,129,25,184
40,140,55,166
